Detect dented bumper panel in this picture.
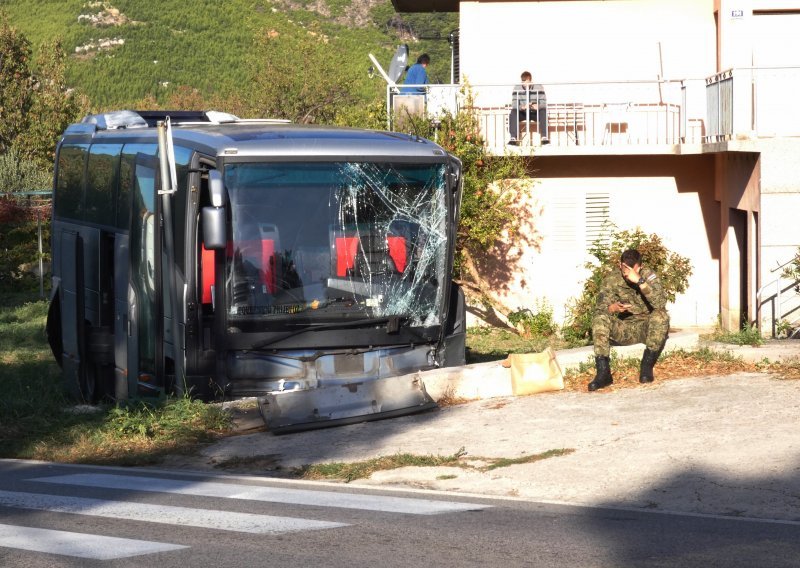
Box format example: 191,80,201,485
258,372,436,434
226,344,436,397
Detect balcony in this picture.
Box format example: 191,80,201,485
387,67,800,156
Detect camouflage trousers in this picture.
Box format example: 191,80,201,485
592,309,670,357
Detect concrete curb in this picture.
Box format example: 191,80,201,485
421,331,700,401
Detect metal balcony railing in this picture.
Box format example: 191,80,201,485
388,67,800,152
388,79,706,151
706,66,800,142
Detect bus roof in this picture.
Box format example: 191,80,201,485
61,110,450,161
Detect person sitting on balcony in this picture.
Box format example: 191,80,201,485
508,71,548,145
400,53,430,95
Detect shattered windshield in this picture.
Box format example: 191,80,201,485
223,161,448,328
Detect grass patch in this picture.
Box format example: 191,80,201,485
294,447,468,482
0,292,232,466
291,447,574,482
704,323,764,347
466,327,573,364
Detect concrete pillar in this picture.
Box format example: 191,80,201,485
716,151,760,331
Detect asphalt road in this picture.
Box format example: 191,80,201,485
1,460,799,567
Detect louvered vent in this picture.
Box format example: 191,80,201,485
585,192,611,249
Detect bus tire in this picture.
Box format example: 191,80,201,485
78,359,98,404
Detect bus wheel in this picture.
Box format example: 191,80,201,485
78,361,98,404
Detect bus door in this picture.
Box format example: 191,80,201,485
113,234,129,400
126,154,164,398
58,230,87,401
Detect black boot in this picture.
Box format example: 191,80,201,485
639,348,660,383
588,356,613,391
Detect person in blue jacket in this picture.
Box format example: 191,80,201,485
401,53,430,94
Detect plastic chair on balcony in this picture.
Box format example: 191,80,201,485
602,103,631,144
547,103,584,145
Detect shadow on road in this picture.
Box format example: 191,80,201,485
574,463,800,567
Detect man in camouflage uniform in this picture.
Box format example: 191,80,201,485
588,248,670,391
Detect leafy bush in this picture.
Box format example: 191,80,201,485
562,227,693,346
508,300,558,338
776,319,795,339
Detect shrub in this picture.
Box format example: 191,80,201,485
0,146,52,192
710,323,764,346
562,227,693,345
508,299,558,338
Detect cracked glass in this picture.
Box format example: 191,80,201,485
222,161,448,328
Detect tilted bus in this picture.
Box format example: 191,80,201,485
46,110,465,432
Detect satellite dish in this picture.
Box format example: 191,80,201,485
387,44,409,84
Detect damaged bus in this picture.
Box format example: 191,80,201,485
46,110,465,432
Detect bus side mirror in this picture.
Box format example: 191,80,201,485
202,207,226,250
208,170,226,207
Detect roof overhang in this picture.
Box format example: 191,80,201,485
391,0,459,12
391,0,573,12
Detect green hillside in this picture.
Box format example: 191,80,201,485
4,0,456,115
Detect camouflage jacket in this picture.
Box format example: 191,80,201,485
594,265,667,319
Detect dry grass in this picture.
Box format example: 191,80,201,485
756,358,800,380
563,348,759,392
435,385,471,407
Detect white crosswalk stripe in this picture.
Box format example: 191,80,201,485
33,473,491,514
0,490,347,534
0,523,187,560
0,471,488,560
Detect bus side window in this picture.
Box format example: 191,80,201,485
119,144,157,229
85,144,122,225
54,144,88,220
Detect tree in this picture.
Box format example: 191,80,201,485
0,13,33,155
244,24,364,124
0,14,86,175
16,38,87,169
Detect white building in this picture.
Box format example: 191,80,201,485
392,0,800,335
